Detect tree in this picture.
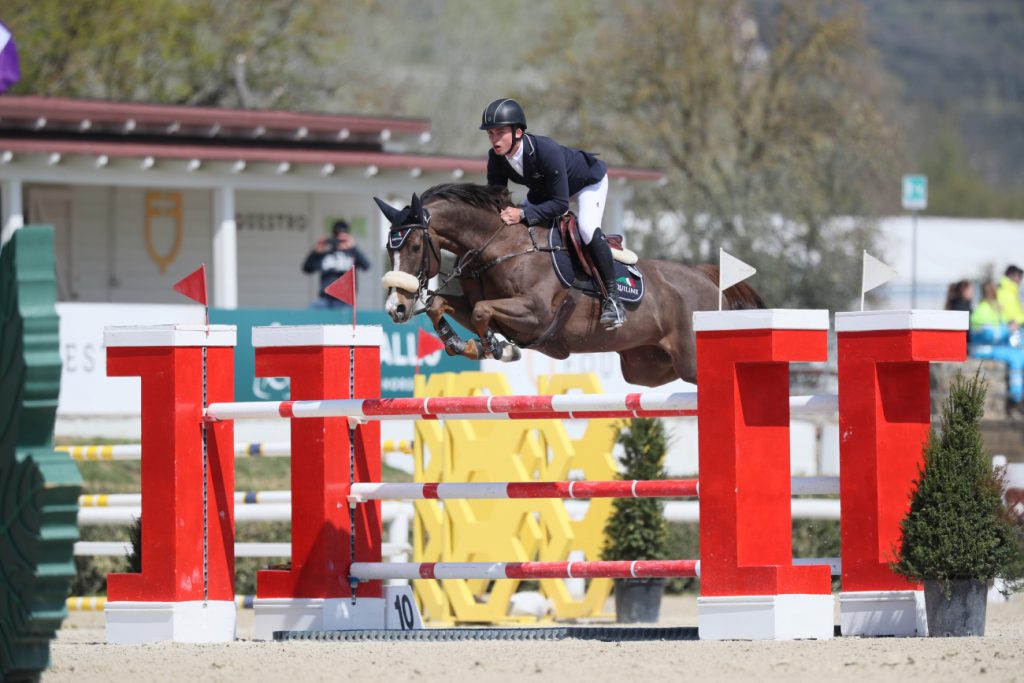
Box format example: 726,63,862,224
530,0,902,310
601,418,671,563
2,0,557,152
4,0,352,109
892,371,1024,592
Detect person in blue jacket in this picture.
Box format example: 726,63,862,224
479,98,625,330
302,219,371,309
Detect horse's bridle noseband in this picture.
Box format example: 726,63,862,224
384,205,557,316
383,208,445,313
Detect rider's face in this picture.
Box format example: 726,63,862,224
486,126,519,156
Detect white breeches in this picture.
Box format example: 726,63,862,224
575,173,608,244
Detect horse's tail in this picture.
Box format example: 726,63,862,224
697,265,767,310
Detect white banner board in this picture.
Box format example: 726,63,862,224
57,303,205,416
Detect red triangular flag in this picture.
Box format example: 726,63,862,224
417,327,445,359
172,265,208,306
325,269,356,308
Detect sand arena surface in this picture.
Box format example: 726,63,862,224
45,595,1024,683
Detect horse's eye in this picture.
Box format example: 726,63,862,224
411,243,421,253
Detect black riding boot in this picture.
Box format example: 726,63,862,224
587,229,626,330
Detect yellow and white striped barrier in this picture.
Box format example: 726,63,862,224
59,439,414,462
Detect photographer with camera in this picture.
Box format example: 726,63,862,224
302,219,371,309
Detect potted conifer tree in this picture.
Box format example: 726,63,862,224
892,371,1024,636
601,417,671,623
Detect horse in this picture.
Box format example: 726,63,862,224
374,183,765,386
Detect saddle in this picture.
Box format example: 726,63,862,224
550,213,644,305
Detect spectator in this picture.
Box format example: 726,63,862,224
946,279,974,344
970,280,1024,414
970,282,1002,334
302,219,371,309
996,265,1024,328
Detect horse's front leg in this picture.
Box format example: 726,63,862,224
425,295,470,357
470,296,541,360
425,295,523,362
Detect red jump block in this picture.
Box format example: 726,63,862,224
103,325,237,644
694,309,834,640
837,310,968,637
249,325,402,640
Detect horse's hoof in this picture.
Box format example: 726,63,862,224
445,339,466,355
501,344,522,362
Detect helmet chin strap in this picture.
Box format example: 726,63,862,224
505,129,523,157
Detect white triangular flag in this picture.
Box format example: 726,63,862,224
719,249,757,310
720,249,756,290
861,250,898,311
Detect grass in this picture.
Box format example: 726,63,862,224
72,440,414,595
75,451,413,493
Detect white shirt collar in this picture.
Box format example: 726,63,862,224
506,137,525,175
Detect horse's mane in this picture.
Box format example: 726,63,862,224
421,183,513,213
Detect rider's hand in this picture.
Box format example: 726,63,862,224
500,207,524,225
315,236,332,253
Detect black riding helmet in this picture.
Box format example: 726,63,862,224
479,98,527,132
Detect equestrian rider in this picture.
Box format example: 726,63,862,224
479,98,626,330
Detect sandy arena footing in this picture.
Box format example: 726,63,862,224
45,595,1024,683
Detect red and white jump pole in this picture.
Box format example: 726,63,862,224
349,480,699,502
347,477,839,502
205,392,837,422
350,560,700,581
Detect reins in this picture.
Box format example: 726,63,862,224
398,207,560,316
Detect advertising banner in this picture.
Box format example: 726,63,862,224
56,303,478,417
209,309,478,401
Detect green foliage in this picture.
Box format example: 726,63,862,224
864,0,1024,210
126,517,142,574
4,0,350,109
918,129,1024,219
70,525,121,596
893,371,1024,589
70,451,411,596
663,518,841,594
533,0,894,311
601,419,671,562
664,522,700,593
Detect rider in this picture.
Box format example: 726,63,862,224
479,98,626,330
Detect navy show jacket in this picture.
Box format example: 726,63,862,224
486,133,608,227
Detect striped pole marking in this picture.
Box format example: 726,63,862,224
66,596,107,612
78,501,411,526
79,491,292,507
349,479,700,501
76,477,839,508
350,560,700,581
205,392,837,422
67,596,265,611
73,540,410,558
59,439,413,462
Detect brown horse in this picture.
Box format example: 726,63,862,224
374,183,765,386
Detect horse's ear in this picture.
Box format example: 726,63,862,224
373,196,403,225
410,193,423,219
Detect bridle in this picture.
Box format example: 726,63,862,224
384,203,559,316
384,208,443,313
